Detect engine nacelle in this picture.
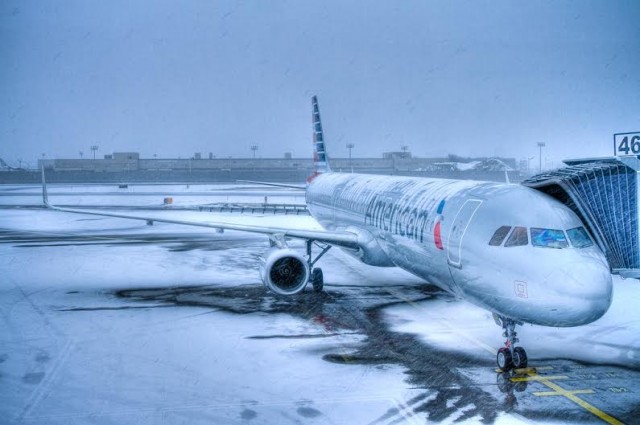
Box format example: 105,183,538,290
259,248,310,295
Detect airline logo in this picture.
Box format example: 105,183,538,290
312,96,329,171
365,195,429,243
313,132,327,163
434,199,446,250
365,196,447,247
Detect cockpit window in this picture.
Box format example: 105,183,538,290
488,226,511,246
530,228,569,249
567,227,593,248
504,226,528,247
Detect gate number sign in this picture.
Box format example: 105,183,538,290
614,131,640,156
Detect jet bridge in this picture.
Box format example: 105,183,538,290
522,156,640,278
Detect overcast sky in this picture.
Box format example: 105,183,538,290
1,0,639,167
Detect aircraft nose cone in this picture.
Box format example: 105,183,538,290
545,260,613,325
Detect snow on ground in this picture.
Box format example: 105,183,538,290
0,183,306,207
2,294,412,424
0,216,418,424
2,183,634,424
384,275,640,369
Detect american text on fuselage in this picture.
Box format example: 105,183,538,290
306,171,612,370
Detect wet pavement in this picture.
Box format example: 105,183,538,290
1,217,639,424
113,282,640,424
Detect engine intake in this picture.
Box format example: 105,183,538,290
259,248,310,295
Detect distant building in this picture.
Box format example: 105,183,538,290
383,151,412,159
113,152,139,160
23,150,521,184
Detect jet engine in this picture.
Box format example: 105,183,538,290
259,248,310,295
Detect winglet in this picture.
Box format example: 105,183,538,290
41,165,50,207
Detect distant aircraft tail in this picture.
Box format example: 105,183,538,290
308,95,331,182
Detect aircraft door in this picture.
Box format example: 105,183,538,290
447,199,482,268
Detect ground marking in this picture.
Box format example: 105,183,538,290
381,287,625,425
534,390,595,396
512,369,624,425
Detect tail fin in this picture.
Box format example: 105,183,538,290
311,95,331,176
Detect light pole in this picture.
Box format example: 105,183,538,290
346,143,354,172
401,145,409,158
537,142,546,173
90,145,99,160
79,151,84,159
250,145,258,159
527,156,534,174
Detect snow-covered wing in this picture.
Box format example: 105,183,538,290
40,167,356,246
43,203,357,247
40,181,354,248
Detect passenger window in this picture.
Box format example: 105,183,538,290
530,228,569,249
567,227,593,248
504,227,528,247
488,226,511,246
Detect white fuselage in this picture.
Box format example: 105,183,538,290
306,172,613,327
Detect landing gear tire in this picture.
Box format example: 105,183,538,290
305,241,330,293
311,268,324,292
497,347,513,371
495,315,528,372
512,347,528,369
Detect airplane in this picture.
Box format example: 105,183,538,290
41,96,613,372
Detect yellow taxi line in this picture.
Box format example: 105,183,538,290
516,370,624,425
510,374,568,382
533,389,595,396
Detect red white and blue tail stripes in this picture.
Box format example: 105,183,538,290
310,95,331,179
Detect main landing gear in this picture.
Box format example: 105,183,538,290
306,240,331,293
494,314,528,371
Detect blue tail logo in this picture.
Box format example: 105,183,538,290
311,95,331,178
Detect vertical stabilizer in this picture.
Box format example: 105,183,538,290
311,95,331,175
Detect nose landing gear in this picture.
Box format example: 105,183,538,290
494,314,528,371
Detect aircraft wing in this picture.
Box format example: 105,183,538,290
40,170,358,249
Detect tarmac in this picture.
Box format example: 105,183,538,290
0,184,638,424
